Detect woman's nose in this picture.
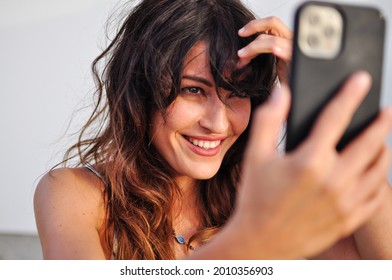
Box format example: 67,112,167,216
198,94,230,133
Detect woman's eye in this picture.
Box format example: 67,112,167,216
181,87,204,96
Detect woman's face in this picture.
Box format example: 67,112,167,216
151,41,251,181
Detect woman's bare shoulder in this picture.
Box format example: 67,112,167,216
34,167,108,259
34,167,105,215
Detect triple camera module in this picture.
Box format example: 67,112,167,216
298,5,343,59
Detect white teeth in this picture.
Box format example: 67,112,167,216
187,137,221,150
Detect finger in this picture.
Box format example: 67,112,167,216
246,85,291,163
339,108,392,176
238,35,292,63
349,147,391,208
306,71,372,149
239,17,293,39
237,35,292,69
342,181,387,237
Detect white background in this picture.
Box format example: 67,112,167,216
0,0,391,235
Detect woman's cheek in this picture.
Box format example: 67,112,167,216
231,99,251,134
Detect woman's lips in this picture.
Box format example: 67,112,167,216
183,136,224,156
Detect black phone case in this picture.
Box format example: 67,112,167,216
286,1,385,152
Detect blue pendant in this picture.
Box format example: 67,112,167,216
175,236,186,244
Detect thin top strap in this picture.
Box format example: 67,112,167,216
85,163,106,185
84,163,118,259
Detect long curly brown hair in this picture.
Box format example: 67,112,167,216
64,0,277,259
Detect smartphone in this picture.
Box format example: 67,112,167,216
285,1,386,152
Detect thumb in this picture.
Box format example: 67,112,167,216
247,84,291,163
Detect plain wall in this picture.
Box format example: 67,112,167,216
0,0,391,236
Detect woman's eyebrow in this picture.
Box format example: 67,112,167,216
182,75,213,88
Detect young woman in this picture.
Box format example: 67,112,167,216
34,0,392,260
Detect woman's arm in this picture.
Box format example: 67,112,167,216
34,167,108,259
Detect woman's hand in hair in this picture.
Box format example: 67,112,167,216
237,16,293,83
189,72,392,260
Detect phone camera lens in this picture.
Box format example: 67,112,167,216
307,34,319,48
308,14,320,25
324,26,335,38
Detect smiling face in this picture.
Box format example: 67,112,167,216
150,41,251,183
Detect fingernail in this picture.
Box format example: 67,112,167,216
273,46,282,54
238,48,246,57
354,71,372,87
238,27,246,35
